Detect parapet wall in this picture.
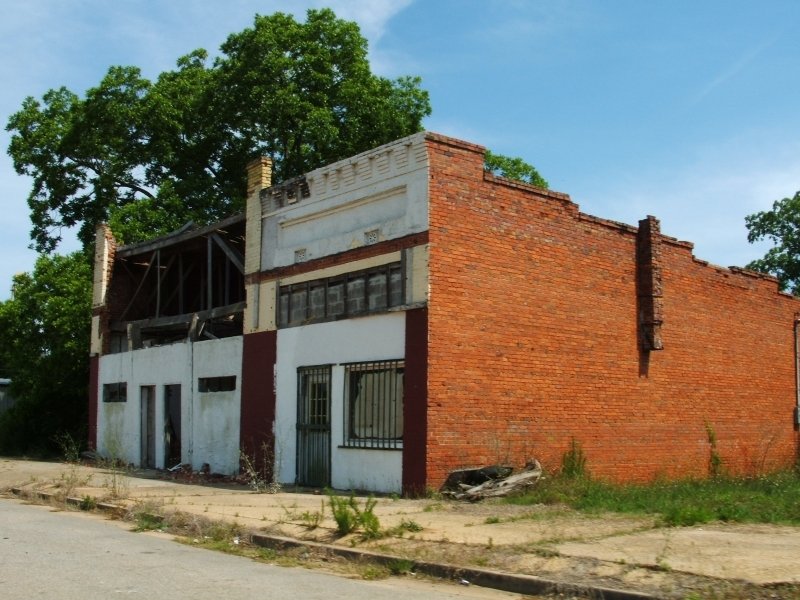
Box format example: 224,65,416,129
424,133,799,485
259,132,430,272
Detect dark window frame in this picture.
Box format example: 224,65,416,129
277,262,404,328
102,382,128,403
198,376,237,393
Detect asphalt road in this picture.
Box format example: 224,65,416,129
0,500,521,600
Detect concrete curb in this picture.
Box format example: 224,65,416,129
251,533,657,600
9,487,656,600
10,487,126,516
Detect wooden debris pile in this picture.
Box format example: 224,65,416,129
441,460,543,501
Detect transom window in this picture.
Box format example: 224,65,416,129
278,262,403,327
343,360,404,449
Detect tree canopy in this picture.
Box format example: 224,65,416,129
2,7,554,457
484,149,548,189
745,190,800,294
6,8,431,252
0,252,92,455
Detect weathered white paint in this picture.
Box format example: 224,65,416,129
89,316,102,356
91,224,112,309
191,338,243,474
96,337,242,474
91,224,115,355
407,244,430,304
243,157,272,334
275,312,405,493
261,132,429,271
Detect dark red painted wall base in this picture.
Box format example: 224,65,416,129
403,307,428,496
240,330,278,477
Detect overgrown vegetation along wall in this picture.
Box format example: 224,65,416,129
424,133,800,486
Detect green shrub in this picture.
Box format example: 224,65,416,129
327,491,382,538
328,492,359,535
561,437,588,479
705,422,725,478
388,558,415,575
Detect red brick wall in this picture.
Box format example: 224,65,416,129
425,134,800,486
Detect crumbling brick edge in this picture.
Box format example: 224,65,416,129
9,487,654,600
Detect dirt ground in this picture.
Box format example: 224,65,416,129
2,458,799,599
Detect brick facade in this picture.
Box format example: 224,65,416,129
91,131,800,492
425,134,800,486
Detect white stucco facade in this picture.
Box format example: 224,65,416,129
260,132,430,272
92,133,434,491
96,337,243,474
274,312,405,493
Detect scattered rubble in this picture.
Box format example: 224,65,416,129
441,460,543,501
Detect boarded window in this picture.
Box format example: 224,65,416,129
327,280,345,317
308,283,326,320
103,382,127,403
290,287,307,323
277,262,403,327
343,360,404,449
198,376,236,393
346,278,366,314
367,272,387,311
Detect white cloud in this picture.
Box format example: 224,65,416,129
324,0,413,42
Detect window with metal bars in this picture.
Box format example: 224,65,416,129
278,262,403,327
343,360,404,449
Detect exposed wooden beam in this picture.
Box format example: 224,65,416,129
207,236,213,310
111,301,245,332
161,256,193,314
118,251,157,322
116,214,244,259
155,250,161,317
210,232,244,274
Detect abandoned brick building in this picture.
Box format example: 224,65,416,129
89,132,800,494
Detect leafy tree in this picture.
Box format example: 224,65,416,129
484,149,548,189
6,8,431,252
0,252,92,455
745,191,800,294
7,68,154,252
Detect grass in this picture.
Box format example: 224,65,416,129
506,470,800,526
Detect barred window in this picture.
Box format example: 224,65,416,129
277,262,403,327
343,360,404,449
103,382,127,403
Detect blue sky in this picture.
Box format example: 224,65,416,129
2,0,799,299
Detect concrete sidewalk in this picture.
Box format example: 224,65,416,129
2,458,798,598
